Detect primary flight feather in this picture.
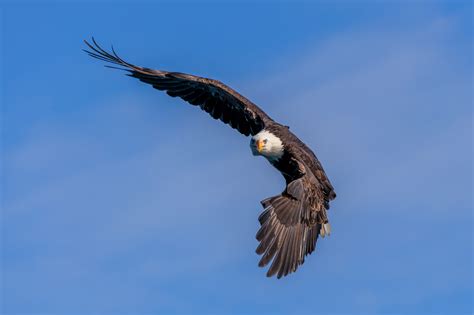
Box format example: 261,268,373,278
84,38,336,278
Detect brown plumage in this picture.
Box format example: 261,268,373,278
84,38,336,278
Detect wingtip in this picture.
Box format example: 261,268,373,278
83,37,95,48
91,36,99,47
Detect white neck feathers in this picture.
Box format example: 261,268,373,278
251,130,284,161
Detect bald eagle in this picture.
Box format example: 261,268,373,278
84,39,336,279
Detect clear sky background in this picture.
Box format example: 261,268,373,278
1,1,472,314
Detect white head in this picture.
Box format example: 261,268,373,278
250,130,284,161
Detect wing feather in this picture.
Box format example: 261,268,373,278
84,38,274,136
256,175,329,278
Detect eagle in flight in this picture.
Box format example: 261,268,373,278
84,38,336,279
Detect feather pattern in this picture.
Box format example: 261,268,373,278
84,38,337,279
84,38,273,136
255,174,331,278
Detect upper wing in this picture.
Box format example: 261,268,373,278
84,38,273,136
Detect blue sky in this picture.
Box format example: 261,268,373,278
1,1,472,314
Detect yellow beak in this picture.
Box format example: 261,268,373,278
256,140,264,152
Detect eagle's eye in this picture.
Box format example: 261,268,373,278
263,139,268,144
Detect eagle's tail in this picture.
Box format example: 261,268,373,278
256,193,321,279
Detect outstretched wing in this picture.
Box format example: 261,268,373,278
256,173,331,278
84,38,273,136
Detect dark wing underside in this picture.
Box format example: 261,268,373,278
84,38,273,136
